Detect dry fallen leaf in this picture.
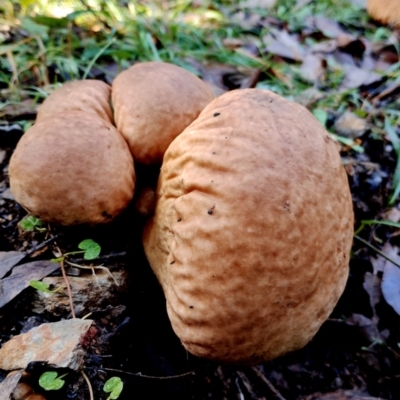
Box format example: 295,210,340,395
263,30,305,61
0,260,60,309
0,370,23,400
0,251,26,279
299,54,326,83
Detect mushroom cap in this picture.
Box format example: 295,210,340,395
112,61,215,165
9,112,135,225
367,0,400,26
36,80,113,124
143,89,354,364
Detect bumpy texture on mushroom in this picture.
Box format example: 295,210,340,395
143,89,354,364
112,62,215,165
36,80,113,124
9,112,135,225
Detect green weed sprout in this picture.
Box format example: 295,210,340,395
29,280,66,293
52,239,101,262
39,371,67,391
103,376,123,400
20,215,45,232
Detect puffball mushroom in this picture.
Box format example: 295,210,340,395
367,0,400,26
9,112,135,225
143,89,354,365
36,80,113,124
112,61,215,165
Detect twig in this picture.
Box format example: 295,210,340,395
50,231,76,319
101,367,195,380
69,251,127,264
25,234,60,257
237,370,266,400
81,370,94,400
251,366,286,400
371,80,400,104
65,260,119,286
235,377,245,400
354,235,400,270
59,256,76,319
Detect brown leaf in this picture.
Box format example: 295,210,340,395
263,30,305,61
363,271,381,310
308,16,354,40
0,370,23,400
0,99,38,119
299,54,326,83
341,64,382,89
334,112,369,139
0,260,60,309
0,251,26,279
346,313,381,343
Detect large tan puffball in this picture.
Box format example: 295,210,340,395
367,0,400,26
143,89,354,365
112,62,215,165
36,80,114,124
9,112,135,225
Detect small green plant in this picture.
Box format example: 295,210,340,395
39,371,67,391
52,239,102,262
29,280,65,293
103,377,123,400
20,215,45,231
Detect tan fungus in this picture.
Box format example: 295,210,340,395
36,80,113,124
367,0,400,26
112,61,215,165
143,88,354,364
9,112,135,225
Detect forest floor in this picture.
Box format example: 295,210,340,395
1,1,400,399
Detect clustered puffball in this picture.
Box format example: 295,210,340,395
9,112,135,225
112,62,215,165
367,0,400,27
36,79,114,124
143,89,354,364
9,63,354,366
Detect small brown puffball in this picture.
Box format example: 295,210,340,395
112,61,215,165
9,112,135,225
36,80,113,124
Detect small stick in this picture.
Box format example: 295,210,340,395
50,232,76,319
59,255,76,319
251,366,286,400
235,376,245,400
65,260,119,286
101,367,195,380
69,251,127,264
355,235,400,270
237,370,266,400
81,370,94,400
25,234,60,257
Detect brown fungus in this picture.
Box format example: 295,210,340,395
9,112,135,225
112,61,215,165
143,88,354,365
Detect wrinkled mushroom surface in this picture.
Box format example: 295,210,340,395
112,61,215,165
36,80,113,124
143,89,354,364
9,112,135,225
